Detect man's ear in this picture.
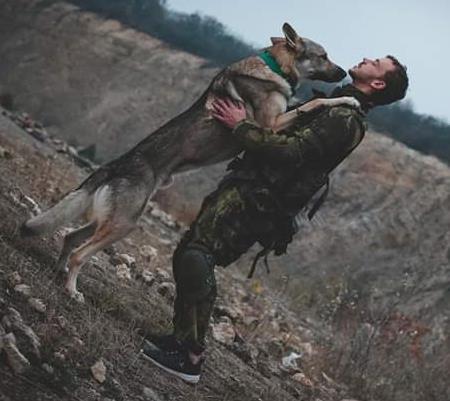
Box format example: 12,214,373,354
282,23,303,50
370,79,386,91
270,37,285,45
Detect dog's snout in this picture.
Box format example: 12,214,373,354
326,66,346,82
335,66,346,80
317,65,347,83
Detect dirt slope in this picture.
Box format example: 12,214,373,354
0,109,356,401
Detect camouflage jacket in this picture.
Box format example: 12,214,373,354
225,84,370,221
179,85,370,269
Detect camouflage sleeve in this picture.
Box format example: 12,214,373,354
232,107,364,164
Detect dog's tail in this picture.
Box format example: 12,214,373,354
20,188,92,237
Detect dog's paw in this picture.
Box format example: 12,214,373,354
55,262,69,275
338,96,361,109
66,289,85,304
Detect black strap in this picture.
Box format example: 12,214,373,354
247,242,273,279
306,115,366,220
307,177,330,220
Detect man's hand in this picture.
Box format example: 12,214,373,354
212,98,246,129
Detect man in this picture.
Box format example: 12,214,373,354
141,56,409,383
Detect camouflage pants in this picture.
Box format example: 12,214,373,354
172,180,296,351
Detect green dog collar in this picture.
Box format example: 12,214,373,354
259,50,295,90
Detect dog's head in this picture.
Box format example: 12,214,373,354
271,23,346,84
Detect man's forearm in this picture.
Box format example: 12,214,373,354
272,97,361,132
231,120,302,162
232,109,363,165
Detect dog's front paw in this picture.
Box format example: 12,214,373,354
338,96,361,109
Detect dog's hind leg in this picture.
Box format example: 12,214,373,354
64,221,135,303
55,222,97,274
63,173,154,302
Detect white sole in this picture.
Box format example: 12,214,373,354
140,350,200,384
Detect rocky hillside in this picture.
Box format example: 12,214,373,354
1,2,450,400
0,0,217,162
252,131,450,400
0,107,357,401
0,0,226,220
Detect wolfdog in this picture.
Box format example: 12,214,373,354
21,23,358,302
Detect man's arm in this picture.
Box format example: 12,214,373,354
212,98,364,165
271,97,361,132
225,107,364,165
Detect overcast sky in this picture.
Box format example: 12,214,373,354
168,0,449,122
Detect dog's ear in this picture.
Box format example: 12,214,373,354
282,23,303,50
270,37,285,45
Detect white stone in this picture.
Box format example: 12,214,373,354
281,352,302,372
116,264,131,280
3,333,31,374
28,298,46,314
143,386,163,401
0,146,12,158
155,268,170,282
212,322,235,345
14,284,31,297
91,359,107,383
8,271,22,286
42,363,54,375
110,253,135,267
292,372,313,387
141,270,155,285
116,253,136,267
150,206,176,228
140,245,158,262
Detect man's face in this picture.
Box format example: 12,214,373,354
349,57,396,90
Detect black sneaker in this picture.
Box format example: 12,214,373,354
141,339,203,384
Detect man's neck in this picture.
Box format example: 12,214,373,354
330,83,373,113
352,81,372,97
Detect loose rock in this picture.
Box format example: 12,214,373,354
3,333,31,374
212,322,236,345
110,253,136,268
214,305,243,322
53,349,67,362
8,271,22,286
140,270,155,285
281,352,302,372
149,204,177,228
116,264,132,281
28,298,46,314
2,308,41,358
142,386,163,401
0,145,12,159
91,359,107,383
292,372,313,387
140,245,158,262
154,268,170,282
42,363,54,375
56,315,69,329
14,284,31,297
156,282,175,301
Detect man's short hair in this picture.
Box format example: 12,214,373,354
371,55,409,106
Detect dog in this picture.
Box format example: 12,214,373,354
21,23,359,302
